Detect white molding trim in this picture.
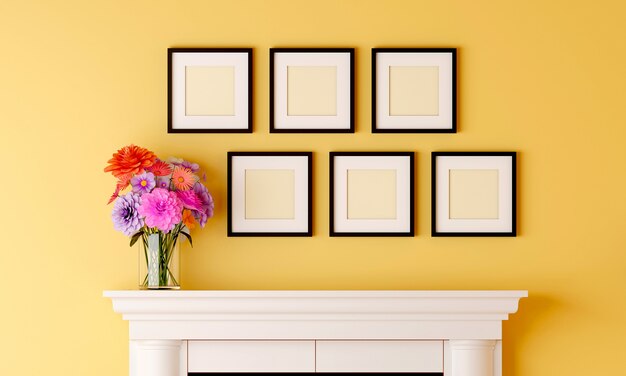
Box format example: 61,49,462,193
105,290,526,375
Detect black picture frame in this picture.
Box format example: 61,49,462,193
270,48,355,133
330,151,415,237
168,48,253,133
431,152,517,237
227,152,313,237
372,48,457,133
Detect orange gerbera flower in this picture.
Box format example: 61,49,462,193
147,159,173,176
104,145,157,178
171,166,195,191
107,174,132,204
182,209,196,230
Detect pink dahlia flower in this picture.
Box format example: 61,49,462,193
137,188,183,232
176,189,204,211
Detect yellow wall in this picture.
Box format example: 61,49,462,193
1,0,625,374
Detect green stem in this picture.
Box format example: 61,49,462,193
140,228,180,288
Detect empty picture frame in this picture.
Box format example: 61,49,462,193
432,152,516,236
228,152,312,236
330,152,414,236
372,48,456,133
168,48,252,133
270,48,354,133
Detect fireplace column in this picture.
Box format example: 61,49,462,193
130,340,183,376
449,340,497,376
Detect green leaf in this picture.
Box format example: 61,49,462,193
129,231,144,247
179,230,193,247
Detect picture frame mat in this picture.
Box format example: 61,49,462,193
230,154,310,234
170,50,250,130
272,50,353,131
434,155,514,233
332,154,413,234
375,52,454,130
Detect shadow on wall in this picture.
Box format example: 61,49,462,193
502,294,558,376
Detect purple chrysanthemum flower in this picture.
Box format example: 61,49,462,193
111,192,144,236
131,172,156,194
176,189,204,211
137,188,183,233
192,183,214,227
155,175,171,189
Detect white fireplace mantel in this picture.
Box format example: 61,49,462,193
104,290,527,376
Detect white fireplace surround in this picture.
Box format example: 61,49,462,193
104,290,527,376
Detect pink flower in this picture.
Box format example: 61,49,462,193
137,188,183,232
176,190,204,211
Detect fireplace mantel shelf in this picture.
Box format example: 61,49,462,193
105,290,527,376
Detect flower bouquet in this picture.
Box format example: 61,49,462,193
104,145,214,289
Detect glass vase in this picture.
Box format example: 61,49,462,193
138,232,180,289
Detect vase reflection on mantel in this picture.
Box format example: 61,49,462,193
139,232,180,289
